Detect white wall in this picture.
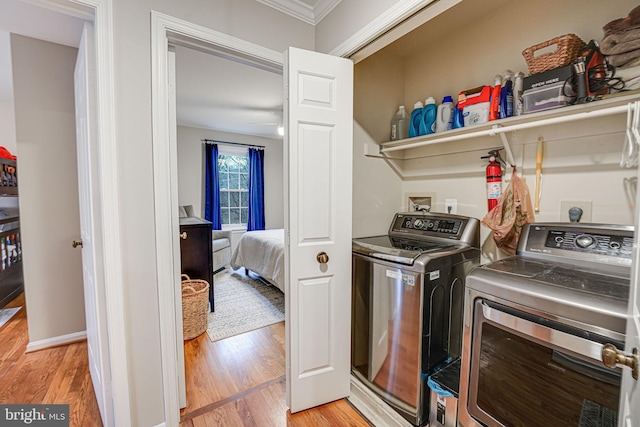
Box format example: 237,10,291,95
315,0,402,54
10,34,86,341
176,125,284,230
111,1,313,425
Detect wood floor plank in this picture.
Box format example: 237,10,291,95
2,291,370,427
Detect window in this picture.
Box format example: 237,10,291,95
218,153,248,226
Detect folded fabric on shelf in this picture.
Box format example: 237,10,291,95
614,63,640,91
606,49,640,67
601,29,640,55
603,5,640,36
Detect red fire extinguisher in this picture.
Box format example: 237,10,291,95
484,150,503,211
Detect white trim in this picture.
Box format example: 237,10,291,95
24,0,131,425
255,0,341,26
257,0,314,25
348,375,413,427
151,11,284,426
26,331,87,353
329,0,439,60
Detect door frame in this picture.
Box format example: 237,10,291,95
18,0,130,424
150,11,283,426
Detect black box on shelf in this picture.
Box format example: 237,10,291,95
523,65,574,92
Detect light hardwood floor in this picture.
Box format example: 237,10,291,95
0,293,370,426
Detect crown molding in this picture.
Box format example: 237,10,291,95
256,0,341,26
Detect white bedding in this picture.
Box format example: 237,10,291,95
230,229,285,292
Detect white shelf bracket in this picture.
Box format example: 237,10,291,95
492,125,516,167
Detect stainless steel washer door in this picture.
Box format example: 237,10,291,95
352,255,424,420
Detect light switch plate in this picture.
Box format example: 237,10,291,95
560,200,592,223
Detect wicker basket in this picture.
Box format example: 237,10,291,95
522,34,586,74
181,274,210,340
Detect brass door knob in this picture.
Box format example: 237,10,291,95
180,232,187,240
316,251,329,264
72,240,83,248
602,343,639,380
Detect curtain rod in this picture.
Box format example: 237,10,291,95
201,138,265,149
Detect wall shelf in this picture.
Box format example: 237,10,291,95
375,92,640,163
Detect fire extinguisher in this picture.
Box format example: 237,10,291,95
483,150,503,211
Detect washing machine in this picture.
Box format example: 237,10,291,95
351,212,480,426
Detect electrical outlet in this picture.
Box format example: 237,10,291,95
445,199,457,214
560,200,592,223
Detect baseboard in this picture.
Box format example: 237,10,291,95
26,330,87,353
348,374,413,427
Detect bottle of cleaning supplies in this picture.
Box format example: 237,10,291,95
513,71,524,116
390,105,409,141
420,97,437,135
436,96,455,132
453,102,464,129
489,75,502,121
409,101,424,138
499,70,514,119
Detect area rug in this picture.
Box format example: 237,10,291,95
206,270,284,342
0,306,20,329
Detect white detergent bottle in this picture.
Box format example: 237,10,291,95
436,96,455,132
513,71,525,116
390,105,409,141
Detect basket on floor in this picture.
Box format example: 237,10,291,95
522,34,586,74
181,274,209,340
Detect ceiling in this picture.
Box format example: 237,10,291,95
1,0,344,141
174,45,284,139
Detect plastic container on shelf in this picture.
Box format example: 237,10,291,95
409,101,424,138
420,97,437,135
522,81,572,114
390,105,409,141
436,96,455,133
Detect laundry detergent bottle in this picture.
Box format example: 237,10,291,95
409,101,424,138
435,96,454,132
489,75,502,121
390,105,409,141
499,70,514,119
420,97,437,135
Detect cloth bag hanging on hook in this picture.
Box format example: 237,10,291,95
482,167,535,256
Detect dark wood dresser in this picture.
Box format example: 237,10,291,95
179,217,214,311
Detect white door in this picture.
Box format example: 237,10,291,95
285,47,353,412
620,172,640,425
74,22,114,426
168,48,187,409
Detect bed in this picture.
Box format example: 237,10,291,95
230,229,285,293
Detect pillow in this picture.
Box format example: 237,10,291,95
179,205,195,218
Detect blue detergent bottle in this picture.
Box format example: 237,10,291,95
409,101,424,138
420,97,437,135
499,70,514,119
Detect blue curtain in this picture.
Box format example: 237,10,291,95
247,147,265,231
204,143,222,229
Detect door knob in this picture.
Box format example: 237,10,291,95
602,343,639,380
72,239,83,248
180,232,187,240
316,251,329,264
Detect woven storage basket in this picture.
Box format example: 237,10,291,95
522,34,586,74
181,274,209,340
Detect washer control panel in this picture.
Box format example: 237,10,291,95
399,216,462,235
